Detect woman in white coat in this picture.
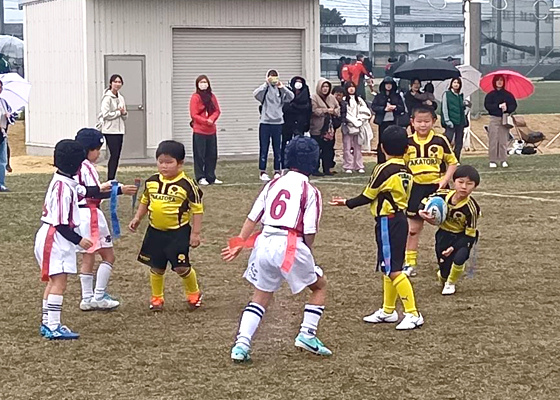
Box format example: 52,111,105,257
342,81,371,173
100,74,127,180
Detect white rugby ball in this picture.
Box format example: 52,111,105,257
425,196,448,225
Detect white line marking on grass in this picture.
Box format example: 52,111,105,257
476,191,560,203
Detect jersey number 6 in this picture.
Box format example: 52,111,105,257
271,189,291,220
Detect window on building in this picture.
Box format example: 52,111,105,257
320,59,341,79
395,6,410,15
424,34,442,44
481,48,487,57
338,35,357,44
320,35,338,44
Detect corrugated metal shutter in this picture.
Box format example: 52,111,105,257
172,28,303,157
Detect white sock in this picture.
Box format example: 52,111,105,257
42,299,48,325
94,262,113,300
300,304,325,339
80,273,94,300
235,302,265,349
47,294,63,330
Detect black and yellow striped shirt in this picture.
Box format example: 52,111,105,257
422,189,481,238
363,158,413,217
405,130,458,185
140,172,203,231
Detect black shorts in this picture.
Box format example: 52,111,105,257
138,225,191,270
375,212,408,275
407,183,439,219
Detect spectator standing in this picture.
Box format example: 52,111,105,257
342,81,370,174
190,75,222,186
310,78,340,176
350,54,374,101
100,74,127,181
254,70,294,181
0,81,12,192
281,76,311,168
484,75,517,168
441,77,467,161
404,78,423,118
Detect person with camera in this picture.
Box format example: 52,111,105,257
254,70,294,182
0,80,13,192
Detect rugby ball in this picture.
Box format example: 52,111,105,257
424,196,448,225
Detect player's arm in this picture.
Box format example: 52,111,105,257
190,213,203,248
331,168,383,208
418,192,444,224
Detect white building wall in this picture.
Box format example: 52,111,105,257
24,0,88,152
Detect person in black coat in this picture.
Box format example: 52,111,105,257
484,74,517,168
281,76,311,168
371,76,405,163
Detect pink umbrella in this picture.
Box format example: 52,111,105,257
480,70,534,99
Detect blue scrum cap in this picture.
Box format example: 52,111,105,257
284,135,320,176
75,128,104,151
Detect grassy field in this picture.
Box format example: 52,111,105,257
1,155,560,399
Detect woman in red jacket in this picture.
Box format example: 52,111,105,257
190,75,222,185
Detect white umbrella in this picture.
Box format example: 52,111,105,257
433,64,482,101
0,72,31,111
0,35,24,60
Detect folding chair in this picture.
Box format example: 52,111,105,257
511,115,546,153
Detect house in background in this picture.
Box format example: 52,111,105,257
22,0,320,160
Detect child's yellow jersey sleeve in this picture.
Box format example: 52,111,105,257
362,164,385,200
465,200,480,237
140,183,150,205
187,180,204,215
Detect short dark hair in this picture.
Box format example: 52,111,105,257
156,140,185,162
357,54,365,61
412,106,437,119
453,165,480,186
332,85,345,95
267,69,279,77
380,125,408,156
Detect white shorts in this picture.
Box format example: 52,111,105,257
75,207,113,253
34,224,78,278
243,231,322,294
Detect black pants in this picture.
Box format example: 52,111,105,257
376,122,394,164
193,133,218,183
312,135,334,174
444,124,465,161
104,134,123,181
435,230,473,280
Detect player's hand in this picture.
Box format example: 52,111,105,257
79,238,93,250
190,232,201,248
277,81,284,89
442,246,454,257
221,244,243,262
99,181,112,192
437,180,448,190
328,196,347,206
419,210,437,225
129,217,141,232
121,185,138,195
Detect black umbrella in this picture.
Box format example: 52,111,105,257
393,57,460,81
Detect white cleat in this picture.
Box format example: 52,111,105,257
198,178,209,186
442,282,456,295
90,294,120,311
260,173,271,182
396,313,424,330
501,161,509,168
345,170,353,174
363,308,399,324
80,298,96,311
213,178,223,184
489,162,498,168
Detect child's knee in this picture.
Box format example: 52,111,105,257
453,248,470,265
174,266,191,276
150,268,165,276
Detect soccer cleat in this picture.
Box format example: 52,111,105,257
79,298,96,311
395,313,424,330
45,324,80,340
198,178,209,186
150,296,164,312
358,169,365,174
91,294,120,311
442,282,456,295
40,324,49,337
260,173,271,182
402,265,417,277
345,170,352,174
213,178,223,184
501,161,509,168
489,162,498,168
363,308,399,324
231,344,251,363
187,292,203,311
294,333,332,356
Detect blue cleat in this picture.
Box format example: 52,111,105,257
40,324,49,337
230,344,251,363
294,333,332,356
45,325,80,340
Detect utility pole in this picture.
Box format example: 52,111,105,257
0,0,5,36
470,1,482,69
496,4,502,66
535,0,541,64
368,0,373,62
389,0,395,57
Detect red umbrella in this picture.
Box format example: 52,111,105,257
480,70,534,99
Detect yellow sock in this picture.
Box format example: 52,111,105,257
393,273,418,317
150,271,165,299
405,250,418,267
382,275,398,314
180,267,199,296
447,263,465,284
436,270,445,284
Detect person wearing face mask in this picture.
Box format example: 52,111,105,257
190,75,222,186
281,76,312,169
254,69,295,182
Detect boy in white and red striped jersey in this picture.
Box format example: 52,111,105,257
222,136,331,362
34,140,97,340
74,128,137,312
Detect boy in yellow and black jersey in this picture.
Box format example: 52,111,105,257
403,106,459,277
330,126,423,331
129,140,204,311
420,165,481,296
